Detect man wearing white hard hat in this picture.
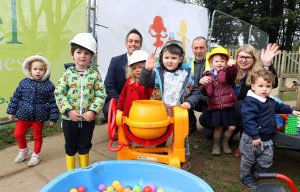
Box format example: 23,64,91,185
103,29,143,120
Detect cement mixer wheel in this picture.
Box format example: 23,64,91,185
107,98,117,140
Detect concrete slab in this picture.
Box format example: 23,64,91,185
0,124,116,192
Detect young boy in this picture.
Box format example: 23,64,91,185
240,69,300,189
140,40,200,170
7,55,59,166
55,33,107,170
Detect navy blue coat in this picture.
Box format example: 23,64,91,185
103,53,128,118
241,91,293,141
7,78,59,122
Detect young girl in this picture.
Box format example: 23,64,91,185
55,33,106,170
7,55,59,166
140,40,200,170
240,69,300,189
200,46,237,155
117,50,153,116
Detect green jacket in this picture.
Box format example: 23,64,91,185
55,67,107,120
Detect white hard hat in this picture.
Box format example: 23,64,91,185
69,33,97,54
128,50,149,66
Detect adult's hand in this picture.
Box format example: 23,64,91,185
260,43,281,67
145,54,156,71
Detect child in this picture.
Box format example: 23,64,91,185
239,69,300,189
117,50,153,116
140,40,200,170
7,55,59,166
200,46,237,155
55,33,107,170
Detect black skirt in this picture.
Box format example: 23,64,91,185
211,107,236,127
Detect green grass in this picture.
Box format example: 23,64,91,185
282,90,297,101
0,120,62,150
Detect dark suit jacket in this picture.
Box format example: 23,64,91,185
104,53,128,100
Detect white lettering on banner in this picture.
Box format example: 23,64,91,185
0,57,23,71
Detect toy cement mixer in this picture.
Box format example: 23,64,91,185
107,99,188,168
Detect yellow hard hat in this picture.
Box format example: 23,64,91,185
207,46,230,62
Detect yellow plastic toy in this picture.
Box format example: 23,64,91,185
107,99,188,168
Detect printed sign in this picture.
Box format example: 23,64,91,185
0,0,87,117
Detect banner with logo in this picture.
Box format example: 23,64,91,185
0,0,87,118
97,0,209,79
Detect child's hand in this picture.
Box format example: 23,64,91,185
8,114,15,121
83,111,95,122
292,110,300,116
68,110,81,122
145,54,156,71
50,121,55,127
227,57,236,67
199,76,212,85
181,102,191,109
252,139,261,147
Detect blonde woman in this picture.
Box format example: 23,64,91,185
233,43,281,157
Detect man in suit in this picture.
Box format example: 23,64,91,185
103,29,143,120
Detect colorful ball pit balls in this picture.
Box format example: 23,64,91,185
77,186,86,192
123,188,131,192
142,186,152,192
115,184,124,192
106,186,114,191
112,180,121,188
98,184,106,192
133,185,142,192
69,188,78,192
148,184,156,192
157,188,165,192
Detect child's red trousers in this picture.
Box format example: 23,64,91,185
14,119,44,154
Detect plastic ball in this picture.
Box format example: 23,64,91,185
106,186,114,191
69,188,78,192
148,184,156,192
112,180,120,188
133,185,142,192
77,186,86,192
143,186,152,192
98,184,106,192
156,188,164,192
123,188,131,192
115,184,124,192
124,186,132,190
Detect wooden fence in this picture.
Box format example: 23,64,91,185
227,49,300,77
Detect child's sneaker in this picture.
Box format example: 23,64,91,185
28,153,42,167
14,148,32,163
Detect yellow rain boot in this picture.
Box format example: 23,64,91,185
66,154,75,171
78,153,89,168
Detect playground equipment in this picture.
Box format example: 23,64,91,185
107,99,188,168
255,173,298,192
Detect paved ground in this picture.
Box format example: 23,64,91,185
0,124,116,192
